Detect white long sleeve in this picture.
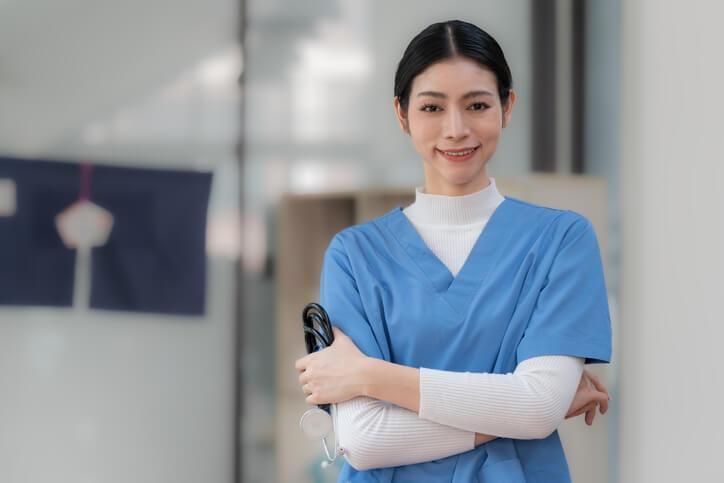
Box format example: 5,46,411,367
334,395,475,471
418,355,584,438
335,355,583,470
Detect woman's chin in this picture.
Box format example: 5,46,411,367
440,173,491,192
444,171,485,186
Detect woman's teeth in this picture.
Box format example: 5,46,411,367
444,149,475,156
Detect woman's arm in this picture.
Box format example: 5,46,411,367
328,355,583,470
358,356,420,411
296,328,494,470
360,354,584,439
297,329,608,468
334,396,484,470
296,327,588,439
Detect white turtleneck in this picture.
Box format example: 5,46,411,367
402,178,506,276
333,178,585,471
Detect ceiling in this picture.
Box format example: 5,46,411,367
0,0,242,167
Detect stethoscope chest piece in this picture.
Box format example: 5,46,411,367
300,407,333,440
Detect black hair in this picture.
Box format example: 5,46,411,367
394,20,513,111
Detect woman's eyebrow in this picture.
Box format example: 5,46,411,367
416,90,495,99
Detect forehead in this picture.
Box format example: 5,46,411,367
410,57,498,97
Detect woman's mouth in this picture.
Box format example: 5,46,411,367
437,145,480,162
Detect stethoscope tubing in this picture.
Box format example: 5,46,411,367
301,302,342,466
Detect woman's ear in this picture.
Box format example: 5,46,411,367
502,89,517,128
393,96,410,134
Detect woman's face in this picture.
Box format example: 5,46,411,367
393,56,516,196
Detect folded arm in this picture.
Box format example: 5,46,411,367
334,396,477,470
417,355,583,438
335,354,583,470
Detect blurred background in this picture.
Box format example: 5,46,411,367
0,0,721,482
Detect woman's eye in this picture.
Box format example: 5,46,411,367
421,104,441,113
469,102,490,111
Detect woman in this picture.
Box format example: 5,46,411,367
295,20,612,482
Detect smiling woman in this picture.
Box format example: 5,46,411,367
393,58,515,196
391,22,515,197
295,19,612,483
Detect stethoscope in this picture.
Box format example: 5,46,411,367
299,302,345,468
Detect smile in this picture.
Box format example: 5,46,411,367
437,145,480,161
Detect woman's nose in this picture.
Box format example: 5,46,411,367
443,109,471,139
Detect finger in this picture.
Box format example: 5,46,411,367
298,371,308,385
566,409,583,419
566,402,588,418
302,383,312,395
567,401,594,419
294,356,308,372
599,394,609,415
586,404,597,425
587,372,610,398
305,394,316,405
591,401,601,425
579,401,596,419
581,369,593,387
588,390,609,415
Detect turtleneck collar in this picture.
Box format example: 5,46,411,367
403,177,505,226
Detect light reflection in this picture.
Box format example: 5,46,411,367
241,212,267,273
206,211,242,259
290,29,372,143
289,159,364,194
196,48,244,87
79,46,242,149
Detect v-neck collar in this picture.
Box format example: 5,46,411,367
379,196,515,315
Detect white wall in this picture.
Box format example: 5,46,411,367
0,258,236,483
620,1,724,481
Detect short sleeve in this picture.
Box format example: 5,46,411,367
319,234,389,361
516,217,613,365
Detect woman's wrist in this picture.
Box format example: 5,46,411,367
358,356,377,397
357,357,421,412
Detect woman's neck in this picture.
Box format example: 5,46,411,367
406,177,504,226
423,174,491,197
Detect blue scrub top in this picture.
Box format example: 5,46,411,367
319,196,612,483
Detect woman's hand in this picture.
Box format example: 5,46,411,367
294,327,369,405
565,369,611,425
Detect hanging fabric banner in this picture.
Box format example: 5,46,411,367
0,156,212,315
0,157,78,307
